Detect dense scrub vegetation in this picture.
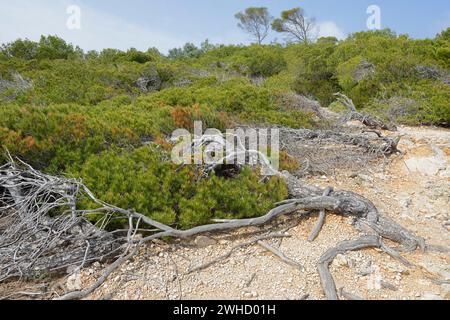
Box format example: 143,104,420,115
0,29,449,229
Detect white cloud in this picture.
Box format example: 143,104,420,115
0,0,184,53
316,21,346,40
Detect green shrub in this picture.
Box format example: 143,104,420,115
288,41,341,106
178,167,288,228
0,101,175,171
74,146,288,229
2,28,450,237
231,45,287,78
364,80,450,126
336,56,366,91
141,78,315,128
142,78,274,113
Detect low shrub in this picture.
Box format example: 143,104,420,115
74,146,288,229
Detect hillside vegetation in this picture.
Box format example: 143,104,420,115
0,29,449,229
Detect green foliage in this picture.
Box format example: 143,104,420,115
336,56,365,91
436,27,450,42
1,38,39,60
365,80,450,126
235,7,273,45
1,35,81,60
231,45,287,77
1,28,449,231
37,35,82,60
168,41,216,60
289,40,340,105
0,100,177,171
168,43,203,60
141,78,314,128
178,167,287,228
272,7,315,44
143,78,273,113
75,146,288,229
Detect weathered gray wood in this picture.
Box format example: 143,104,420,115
335,93,397,131
317,236,381,300
0,149,433,301
308,187,333,242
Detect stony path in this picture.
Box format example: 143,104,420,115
69,126,449,301
9,126,449,300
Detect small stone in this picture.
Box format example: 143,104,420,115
334,254,348,268
421,292,443,300
66,271,82,291
358,174,374,183
194,236,217,248
380,280,398,291
386,263,409,275
66,265,79,275
399,197,413,209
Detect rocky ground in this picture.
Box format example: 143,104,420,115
2,126,449,300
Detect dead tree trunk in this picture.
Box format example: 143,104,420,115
0,127,437,300
335,93,397,131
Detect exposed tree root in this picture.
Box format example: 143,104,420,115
187,233,290,274
318,236,382,300
0,134,437,300
308,187,333,242
257,241,304,271
56,244,140,301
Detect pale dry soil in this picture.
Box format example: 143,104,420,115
4,126,450,300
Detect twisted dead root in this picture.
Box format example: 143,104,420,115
0,154,433,301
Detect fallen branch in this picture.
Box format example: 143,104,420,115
338,288,365,301
335,93,397,131
317,236,382,300
281,127,400,157
0,154,430,301
257,241,303,271
308,187,333,242
186,233,289,274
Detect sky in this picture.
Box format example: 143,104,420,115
0,0,449,53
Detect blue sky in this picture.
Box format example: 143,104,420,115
1,0,449,53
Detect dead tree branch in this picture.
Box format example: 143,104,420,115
318,236,382,300
0,143,429,300
335,93,397,131
187,233,289,274
308,187,333,242
258,241,304,270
